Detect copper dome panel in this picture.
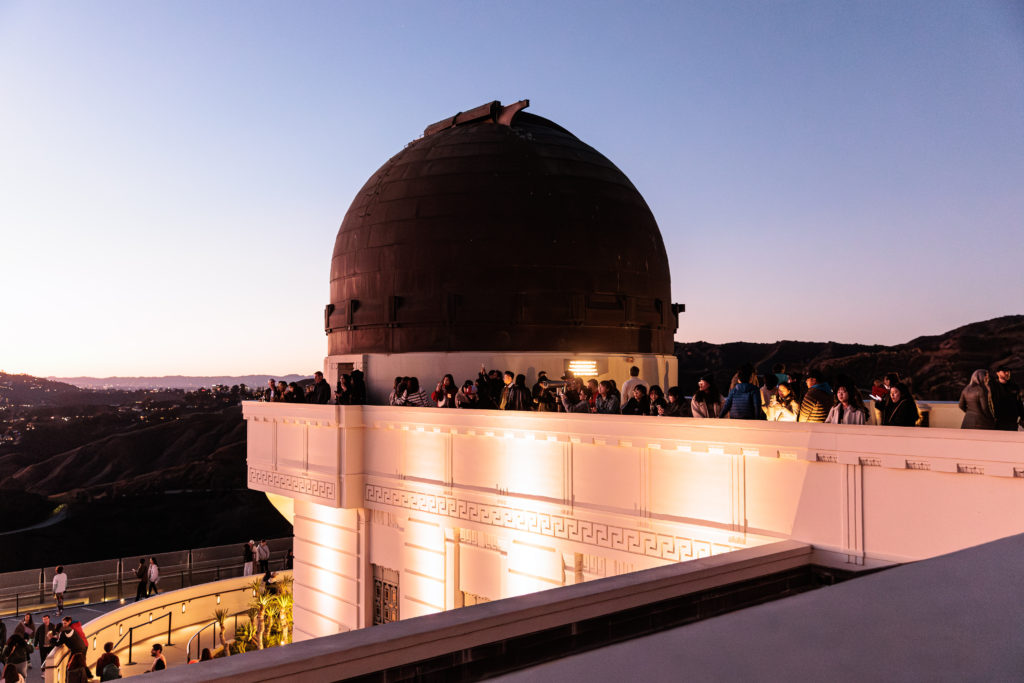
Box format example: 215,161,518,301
327,101,677,355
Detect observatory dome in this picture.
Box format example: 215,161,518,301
326,100,678,356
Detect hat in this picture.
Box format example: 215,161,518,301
537,370,548,377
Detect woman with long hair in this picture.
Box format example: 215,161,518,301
433,374,458,408
768,382,799,421
0,634,30,680
2,664,23,683
824,381,868,424
647,385,667,416
595,381,620,414
958,369,996,429
148,557,160,596
882,382,920,427
691,374,724,418
658,386,688,417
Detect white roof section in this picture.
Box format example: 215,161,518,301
499,532,1024,682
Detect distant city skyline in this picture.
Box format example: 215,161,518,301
2,1,1021,377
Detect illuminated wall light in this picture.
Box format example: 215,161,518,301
216,595,221,605
182,603,187,614
567,360,598,376
119,625,124,636
149,612,153,622
92,638,97,650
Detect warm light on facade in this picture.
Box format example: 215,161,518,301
566,360,598,376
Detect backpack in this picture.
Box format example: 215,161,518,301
101,662,123,680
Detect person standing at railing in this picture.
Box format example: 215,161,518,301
147,557,160,596
243,540,256,576
51,566,67,616
33,616,57,677
257,540,271,574
133,558,149,602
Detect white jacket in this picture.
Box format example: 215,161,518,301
825,404,867,425
52,572,68,594
148,563,160,583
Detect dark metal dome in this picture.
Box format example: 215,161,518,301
326,100,679,355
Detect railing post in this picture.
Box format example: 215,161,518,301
127,628,134,665
117,559,124,600
167,612,172,645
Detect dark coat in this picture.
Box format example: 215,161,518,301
721,382,762,419
309,379,331,404
799,385,834,423
991,379,1023,430
621,396,651,416
883,398,919,427
958,385,996,429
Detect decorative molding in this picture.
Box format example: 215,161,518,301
816,453,839,463
248,467,336,500
859,457,882,467
365,485,742,562
956,464,984,475
905,460,931,471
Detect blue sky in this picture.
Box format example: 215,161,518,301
1,1,1021,376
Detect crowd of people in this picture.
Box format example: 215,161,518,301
260,370,367,405
0,612,97,682
382,363,1023,430
257,362,1022,431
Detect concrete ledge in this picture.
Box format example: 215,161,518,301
151,540,812,682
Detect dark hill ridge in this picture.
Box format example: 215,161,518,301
6,407,247,500
676,315,1024,400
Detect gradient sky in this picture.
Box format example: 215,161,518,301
1,1,1021,377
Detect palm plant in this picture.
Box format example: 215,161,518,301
212,608,231,657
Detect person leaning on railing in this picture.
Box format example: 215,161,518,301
824,381,869,425
881,382,920,427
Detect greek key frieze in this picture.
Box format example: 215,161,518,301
248,467,336,500
364,484,741,562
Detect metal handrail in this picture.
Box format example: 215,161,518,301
49,578,264,680
185,610,248,662
0,553,291,617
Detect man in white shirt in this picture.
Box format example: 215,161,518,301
52,566,68,615
621,366,648,399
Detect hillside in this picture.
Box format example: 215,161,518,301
675,315,1024,400
55,375,305,390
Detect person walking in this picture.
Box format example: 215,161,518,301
133,558,149,602
243,541,255,576
51,566,67,616
147,557,160,596
1,633,31,680
33,615,57,677
257,540,271,574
